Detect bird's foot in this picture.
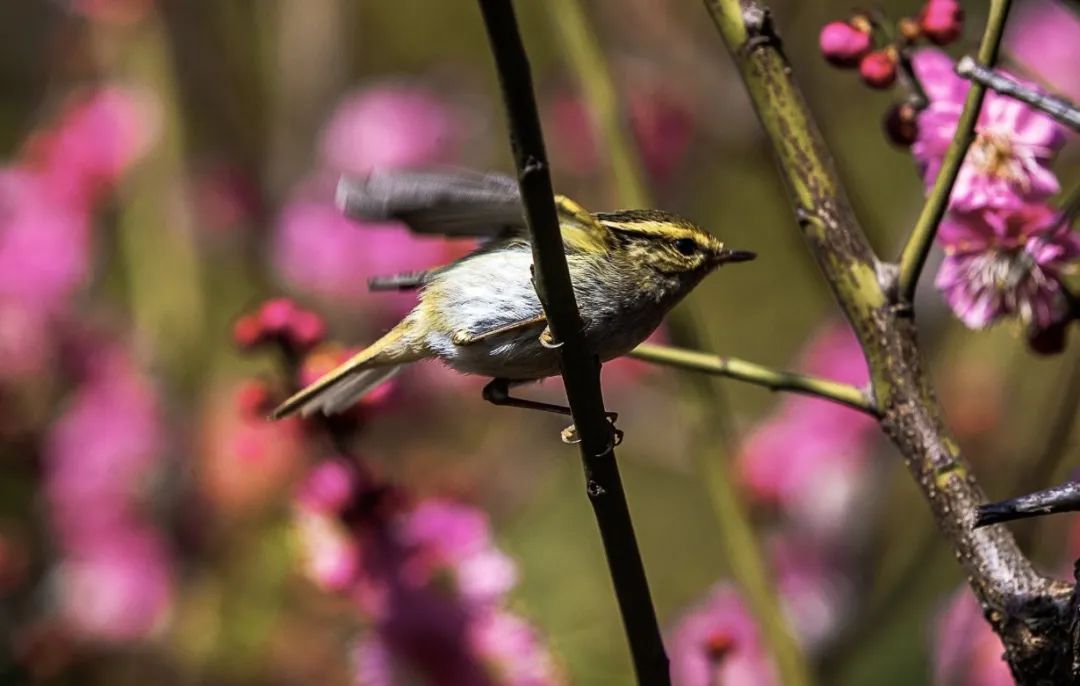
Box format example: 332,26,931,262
560,412,622,447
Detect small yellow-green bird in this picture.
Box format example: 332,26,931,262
271,169,754,422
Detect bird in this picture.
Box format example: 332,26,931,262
270,168,755,432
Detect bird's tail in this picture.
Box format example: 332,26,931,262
270,321,423,419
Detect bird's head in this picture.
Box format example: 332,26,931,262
595,210,755,283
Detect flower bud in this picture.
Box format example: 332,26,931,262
705,630,737,663
232,314,264,350
920,0,964,45
235,379,275,418
289,310,326,352
819,21,872,67
884,103,919,146
859,50,898,89
257,298,298,335
898,16,922,43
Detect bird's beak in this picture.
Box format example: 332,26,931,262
715,248,757,265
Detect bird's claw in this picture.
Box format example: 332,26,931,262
560,413,623,447
539,326,562,350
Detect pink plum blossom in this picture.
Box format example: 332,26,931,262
669,584,777,686
295,510,362,592
547,89,694,184
44,347,174,642
272,178,456,308
933,588,1012,686
911,49,1064,211
296,459,359,515
278,84,466,307
34,86,161,209
45,349,164,548
354,610,563,686
0,168,88,379
57,529,173,642
197,383,305,516
1006,0,1080,103
318,85,460,176
399,500,517,607
737,322,875,515
0,86,159,379
934,203,1080,330
770,534,853,649
291,470,553,685
0,169,90,314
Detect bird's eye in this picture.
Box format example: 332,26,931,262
674,238,698,256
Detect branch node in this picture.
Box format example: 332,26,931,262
795,206,825,230
739,5,782,58
523,156,545,176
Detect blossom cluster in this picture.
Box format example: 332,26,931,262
821,1,1080,352
232,298,562,685
910,48,1079,351
0,81,171,648
0,87,159,381
44,346,174,642
273,85,462,313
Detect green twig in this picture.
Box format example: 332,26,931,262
632,343,876,415
476,2,668,683
897,0,1014,303
547,0,649,206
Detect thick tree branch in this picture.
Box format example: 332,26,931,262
476,2,669,683
631,343,876,415
703,1,1073,682
897,0,1013,303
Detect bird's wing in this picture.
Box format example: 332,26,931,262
336,168,525,238
336,168,608,243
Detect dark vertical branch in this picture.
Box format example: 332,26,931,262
475,2,669,683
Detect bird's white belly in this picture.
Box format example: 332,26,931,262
420,247,664,380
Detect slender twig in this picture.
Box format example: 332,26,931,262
704,1,1072,681
476,2,668,683
631,343,876,415
956,56,1080,132
976,481,1080,527
547,0,648,206
897,49,929,111
1013,349,1080,549
897,0,1014,303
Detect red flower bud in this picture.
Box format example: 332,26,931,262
884,103,919,146
289,310,327,352
705,630,737,663
258,298,298,335
859,50,898,89
235,379,275,418
819,21,872,68
920,0,964,45
232,314,264,349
